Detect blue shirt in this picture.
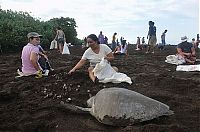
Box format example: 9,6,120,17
177,41,193,53
149,26,156,36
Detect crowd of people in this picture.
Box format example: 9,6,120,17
17,21,199,81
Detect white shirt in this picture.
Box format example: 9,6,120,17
120,44,127,53
82,44,112,67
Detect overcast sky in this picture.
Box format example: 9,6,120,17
0,0,199,44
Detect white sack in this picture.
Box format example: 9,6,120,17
176,65,200,71
50,40,58,49
165,54,185,65
93,58,132,84
62,42,70,54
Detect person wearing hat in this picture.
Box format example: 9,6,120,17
177,36,196,64
20,32,44,78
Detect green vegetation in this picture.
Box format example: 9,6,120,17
0,9,83,53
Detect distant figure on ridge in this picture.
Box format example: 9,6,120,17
146,21,157,54
136,37,142,50
142,37,147,49
104,36,108,44
111,32,117,51
98,31,104,44
158,29,167,50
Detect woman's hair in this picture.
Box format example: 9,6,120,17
87,34,100,44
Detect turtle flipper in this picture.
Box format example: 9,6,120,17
60,101,90,114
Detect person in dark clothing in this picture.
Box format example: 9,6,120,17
177,36,196,64
146,21,157,53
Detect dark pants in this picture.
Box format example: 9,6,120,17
38,57,51,71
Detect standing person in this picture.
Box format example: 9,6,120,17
98,31,104,44
111,32,117,51
159,29,168,50
20,32,43,78
141,37,146,49
177,36,196,64
83,37,88,48
120,37,124,45
54,27,66,53
104,36,108,44
136,37,142,50
146,21,157,53
191,38,196,48
68,34,118,83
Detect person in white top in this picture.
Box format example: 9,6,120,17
68,34,118,83
114,40,128,55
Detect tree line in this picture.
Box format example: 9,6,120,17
0,9,83,53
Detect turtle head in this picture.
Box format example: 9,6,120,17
87,96,95,107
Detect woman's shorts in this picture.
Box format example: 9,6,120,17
57,38,64,45
148,36,157,46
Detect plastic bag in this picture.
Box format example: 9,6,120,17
165,54,185,65
62,42,70,54
50,40,58,49
176,65,200,71
93,58,132,84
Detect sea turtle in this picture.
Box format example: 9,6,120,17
61,87,174,126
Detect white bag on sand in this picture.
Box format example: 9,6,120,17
50,40,58,49
62,42,70,54
93,58,132,84
176,65,200,71
165,54,185,65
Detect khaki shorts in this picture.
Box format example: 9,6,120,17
148,36,157,46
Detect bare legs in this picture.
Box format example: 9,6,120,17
146,45,155,53
88,67,96,82
88,66,118,83
58,43,64,54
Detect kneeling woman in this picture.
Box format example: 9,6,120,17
68,34,118,82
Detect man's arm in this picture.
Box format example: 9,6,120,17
191,47,196,56
177,48,191,57
54,31,58,40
